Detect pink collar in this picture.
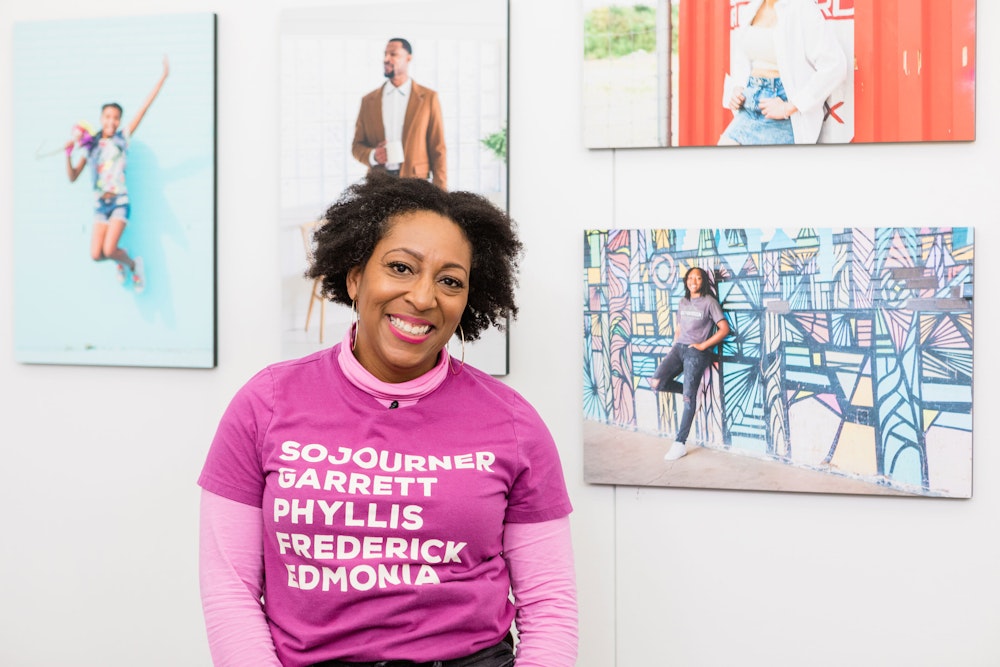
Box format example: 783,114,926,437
336,325,450,408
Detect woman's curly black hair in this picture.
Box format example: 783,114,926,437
306,171,522,342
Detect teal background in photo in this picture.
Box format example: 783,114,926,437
12,13,216,367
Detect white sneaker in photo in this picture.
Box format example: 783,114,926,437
664,442,687,462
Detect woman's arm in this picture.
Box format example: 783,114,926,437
127,56,169,137
691,317,731,352
724,21,753,110
65,146,86,182
66,155,86,182
200,489,283,667
503,517,578,667
785,1,847,114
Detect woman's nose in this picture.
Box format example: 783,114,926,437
406,275,437,309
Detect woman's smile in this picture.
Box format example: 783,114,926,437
388,314,434,340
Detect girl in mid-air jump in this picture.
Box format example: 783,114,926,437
65,56,168,293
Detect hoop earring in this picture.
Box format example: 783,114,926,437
451,324,465,375
351,299,358,351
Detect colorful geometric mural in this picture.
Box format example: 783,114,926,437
583,228,974,497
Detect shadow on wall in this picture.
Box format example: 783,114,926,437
124,141,212,328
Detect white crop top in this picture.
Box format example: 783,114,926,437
743,24,779,72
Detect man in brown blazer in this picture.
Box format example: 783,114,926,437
351,38,447,190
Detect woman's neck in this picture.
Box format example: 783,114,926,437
752,0,778,27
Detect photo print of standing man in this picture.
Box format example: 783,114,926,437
352,37,448,190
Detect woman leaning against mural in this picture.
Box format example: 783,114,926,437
648,267,730,461
719,0,847,145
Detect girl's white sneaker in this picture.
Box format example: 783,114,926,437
664,442,687,461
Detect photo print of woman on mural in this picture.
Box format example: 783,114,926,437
718,0,846,145
648,267,730,461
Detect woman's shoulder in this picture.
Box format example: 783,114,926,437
240,346,339,390
274,345,336,367
456,362,513,393
449,364,534,409
447,366,553,438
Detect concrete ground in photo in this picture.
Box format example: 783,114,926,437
583,419,915,496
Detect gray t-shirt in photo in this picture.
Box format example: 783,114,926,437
675,296,725,345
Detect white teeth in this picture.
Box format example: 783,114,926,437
390,316,431,336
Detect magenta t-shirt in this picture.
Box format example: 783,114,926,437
198,344,572,666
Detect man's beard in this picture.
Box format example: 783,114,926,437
384,67,394,79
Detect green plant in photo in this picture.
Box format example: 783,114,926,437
481,124,507,163
584,4,657,60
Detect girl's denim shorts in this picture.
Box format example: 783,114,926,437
721,76,795,145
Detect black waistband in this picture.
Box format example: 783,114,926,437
309,634,512,667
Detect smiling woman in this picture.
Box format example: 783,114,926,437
346,209,472,382
198,171,578,667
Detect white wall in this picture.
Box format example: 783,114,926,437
1,1,997,665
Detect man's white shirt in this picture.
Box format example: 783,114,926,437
369,78,412,169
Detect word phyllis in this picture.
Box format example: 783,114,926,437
273,499,423,529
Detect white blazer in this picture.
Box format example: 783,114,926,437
729,0,847,143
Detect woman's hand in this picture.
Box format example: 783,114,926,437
727,90,746,111
760,97,797,120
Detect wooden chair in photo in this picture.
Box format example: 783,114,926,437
300,220,326,344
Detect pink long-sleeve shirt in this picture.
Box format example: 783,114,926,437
198,329,577,665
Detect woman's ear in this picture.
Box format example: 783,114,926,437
346,266,361,301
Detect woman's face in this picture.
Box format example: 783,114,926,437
346,210,472,383
100,106,121,138
686,269,705,296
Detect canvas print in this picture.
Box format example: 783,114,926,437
583,227,973,498
278,0,511,374
12,13,217,368
582,0,975,148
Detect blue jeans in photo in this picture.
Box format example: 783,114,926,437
651,343,713,444
721,76,795,145
93,193,131,223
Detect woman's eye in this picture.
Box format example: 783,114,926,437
388,262,411,274
441,276,464,289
